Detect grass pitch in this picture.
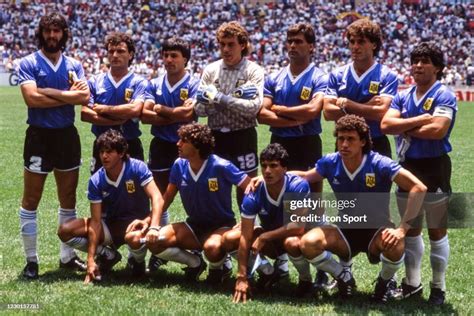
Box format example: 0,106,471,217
0,86,473,314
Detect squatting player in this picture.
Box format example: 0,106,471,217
296,115,426,302
82,32,147,173
323,18,398,158
381,42,457,305
143,123,251,283
57,129,164,281
17,12,90,279
195,21,264,206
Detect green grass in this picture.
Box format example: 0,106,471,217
0,86,473,314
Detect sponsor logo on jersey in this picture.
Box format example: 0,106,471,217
365,173,376,188
126,180,135,193
38,70,47,77
333,178,340,185
208,178,219,192
259,208,268,215
300,86,312,101
423,98,434,111
124,88,133,102
180,88,188,101
102,191,110,198
369,81,380,94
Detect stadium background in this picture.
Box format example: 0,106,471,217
0,0,473,314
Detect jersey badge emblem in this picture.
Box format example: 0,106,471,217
125,88,133,102
423,98,434,111
180,88,188,101
208,178,219,192
300,86,312,101
126,180,135,193
369,81,380,94
365,173,376,188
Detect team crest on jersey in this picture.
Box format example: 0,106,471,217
369,81,380,94
180,88,188,101
68,71,78,85
126,180,135,193
300,86,312,101
423,98,434,111
208,178,219,192
124,88,134,102
365,173,376,188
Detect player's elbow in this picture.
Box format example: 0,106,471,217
322,108,339,121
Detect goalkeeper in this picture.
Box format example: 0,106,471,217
195,21,264,207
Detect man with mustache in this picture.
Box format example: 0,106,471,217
17,12,90,279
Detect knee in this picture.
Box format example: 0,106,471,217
428,229,447,241
221,230,239,252
203,239,223,261
124,232,142,249
300,231,323,255
57,223,72,242
283,237,300,254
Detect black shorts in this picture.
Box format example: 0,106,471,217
185,217,236,245
148,137,178,172
338,227,385,264
372,135,392,159
212,127,258,173
270,134,322,171
24,125,81,173
91,137,144,174
104,217,146,247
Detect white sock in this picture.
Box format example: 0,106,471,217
19,207,38,263
430,235,449,291
64,237,88,252
160,211,170,226
404,235,424,286
223,254,233,269
128,244,147,263
257,256,274,275
207,255,226,270
58,208,78,262
275,253,289,273
228,250,237,259
156,247,200,268
340,258,353,272
380,253,404,280
289,254,312,282
308,251,343,280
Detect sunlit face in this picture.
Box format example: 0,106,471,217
411,56,440,85
336,130,366,159
286,33,313,62
348,35,376,63
107,42,133,69
163,50,187,76
261,160,286,186
99,149,124,171
41,25,64,53
177,138,199,159
218,36,245,67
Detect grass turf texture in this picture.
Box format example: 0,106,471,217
0,86,472,314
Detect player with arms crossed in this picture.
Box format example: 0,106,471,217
324,19,398,158
195,21,264,206
82,32,147,173
142,123,251,283
226,143,313,303
17,12,90,279
296,115,426,302
57,129,164,281
381,42,457,305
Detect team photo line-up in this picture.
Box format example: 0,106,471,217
17,11,456,306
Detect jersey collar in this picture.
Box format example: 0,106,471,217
104,161,126,188
341,154,367,181
263,175,287,206
349,62,378,84
37,50,64,73
107,70,134,89
413,80,441,106
188,158,209,182
165,72,190,93
286,62,314,85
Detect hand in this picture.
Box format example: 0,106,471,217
336,97,348,113
182,98,194,108
153,104,162,114
366,95,382,106
71,80,88,91
197,85,219,105
251,235,267,254
244,175,263,194
125,219,149,235
418,113,433,125
231,84,258,100
92,104,107,114
270,105,284,115
381,227,405,251
233,276,251,303
84,260,101,284
232,222,241,230
145,227,161,244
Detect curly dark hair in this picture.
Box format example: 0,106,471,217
36,13,69,52
105,32,135,66
96,129,129,161
410,42,445,80
287,22,316,45
260,143,289,168
334,115,372,154
346,18,382,56
216,21,250,56
178,123,215,159
162,37,191,66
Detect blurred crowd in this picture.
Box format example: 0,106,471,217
0,0,472,86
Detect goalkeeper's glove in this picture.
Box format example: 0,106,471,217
197,85,222,105
231,84,258,99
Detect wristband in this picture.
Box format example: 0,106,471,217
149,226,161,232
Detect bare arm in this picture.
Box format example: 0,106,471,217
39,80,90,106
233,217,254,303
149,183,178,228
81,105,127,125
85,202,102,283
156,98,195,122
344,95,392,121
21,83,67,108
141,100,176,125
257,97,305,127
92,99,144,120
381,108,432,135
323,97,345,121
143,180,165,227
289,168,324,184
271,93,324,121
406,116,451,140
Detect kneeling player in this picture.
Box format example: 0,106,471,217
143,123,250,282
297,115,426,302
58,129,164,282
227,143,313,303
